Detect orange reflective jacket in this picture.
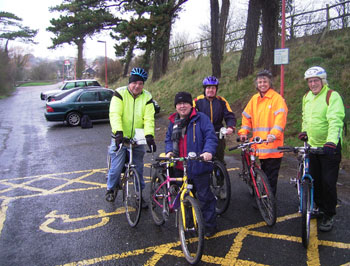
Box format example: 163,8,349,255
238,89,288,159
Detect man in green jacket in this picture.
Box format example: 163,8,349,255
106,67,156,208
299,66,345,232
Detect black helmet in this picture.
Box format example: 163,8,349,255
256,69,272,79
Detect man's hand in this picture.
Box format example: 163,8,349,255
226,127,235,135
323,142,337,155
298,132,308,141
114,131,123,151
200,152,212,161
146,135,157,152
267,134,276,143
166,152,174,158
239,134,247,142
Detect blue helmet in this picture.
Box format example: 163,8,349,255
203,76,219,87
130,67,148,82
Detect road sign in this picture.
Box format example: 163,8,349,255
274,48,289,65
64,60,70,66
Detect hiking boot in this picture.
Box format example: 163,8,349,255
105,189,116,202
319,215,334,232
311,207,324,219
205,226,218,238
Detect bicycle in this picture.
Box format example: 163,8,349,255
149,152,204,265
210,127,231,215
229,137,277,226
277,141,323,248
106,137,144,228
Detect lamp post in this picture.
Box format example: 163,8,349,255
97,40,108,88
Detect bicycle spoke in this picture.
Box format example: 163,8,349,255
124,169,141,227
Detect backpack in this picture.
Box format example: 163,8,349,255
81,115,93,129
306,89,348,135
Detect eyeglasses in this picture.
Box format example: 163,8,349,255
307,78,321,84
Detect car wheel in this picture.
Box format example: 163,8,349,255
66,112,81,126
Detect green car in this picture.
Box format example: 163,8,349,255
45,87,114,126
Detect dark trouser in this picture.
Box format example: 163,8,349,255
173,168,217,228
309,151,341,217
260,158,282,197
215,137,226,164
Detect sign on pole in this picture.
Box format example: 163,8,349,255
64,60,70,66
274,48,289,65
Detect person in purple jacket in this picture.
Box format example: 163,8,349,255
165,91,218,237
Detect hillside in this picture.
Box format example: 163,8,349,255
111,28,350,159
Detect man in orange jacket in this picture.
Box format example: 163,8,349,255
238,70,288,196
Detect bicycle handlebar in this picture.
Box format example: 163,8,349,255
277,145,324,154
229,136,266,151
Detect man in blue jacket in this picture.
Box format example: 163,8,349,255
165,91,218,237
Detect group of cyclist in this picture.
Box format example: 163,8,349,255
105,65,345,236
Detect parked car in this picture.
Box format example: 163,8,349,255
40,79,101,101
45,87,114,126
47,86,101,102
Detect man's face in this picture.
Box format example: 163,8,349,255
128,81,144,96
256,76,270,93
176,102,192,118
205,86,217,98
307,78,323,95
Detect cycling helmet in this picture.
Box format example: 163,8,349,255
130,67,148,82
304,66,327,84
256,69,272,79
203,76,219,87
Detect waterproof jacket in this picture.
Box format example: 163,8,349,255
302,84,345,147
193,95,236,132
109,86,155,138
165,108,218,176
238,89,288,159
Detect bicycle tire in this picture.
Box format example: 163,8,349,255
178,195,204,265
210,160,231,215
254,168,277,226
123,168,142,227
242,156,254,196
149,171,166,226
301,179,312,248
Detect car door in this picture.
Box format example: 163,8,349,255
76,91,100,119
98,90,113,119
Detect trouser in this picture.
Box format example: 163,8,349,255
260,158,282,197
107,139,146,191
309,150,341,217
173,168,217,229
215,137,226,165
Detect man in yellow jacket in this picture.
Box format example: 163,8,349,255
238,70,288,197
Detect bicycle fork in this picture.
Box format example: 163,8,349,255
179,188,197,230
299,174,314,213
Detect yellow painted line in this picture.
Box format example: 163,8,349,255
224,227,249,263
0,199,10,236
307,219,320,266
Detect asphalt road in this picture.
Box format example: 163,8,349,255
0,84,349,266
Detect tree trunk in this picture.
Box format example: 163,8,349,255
152,50,162,82
76,39,84,79
123,41,136,77
257,0,279,75
218,0,230,60
210,0,221,78
236,0,261,80
161,20,172,75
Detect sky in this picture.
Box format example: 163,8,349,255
0,0,214,61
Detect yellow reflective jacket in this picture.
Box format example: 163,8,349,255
109,86,155,138
238,89,288,159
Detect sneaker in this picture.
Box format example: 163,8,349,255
105,189,116,202
205,226,217,238
319,215,334,232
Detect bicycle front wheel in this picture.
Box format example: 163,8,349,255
210,160,231,215
254,168,277,226
149,172,167,226
178,195,204,265
301,179,312,248
123,168,142,227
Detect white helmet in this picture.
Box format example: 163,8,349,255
304,66,327,84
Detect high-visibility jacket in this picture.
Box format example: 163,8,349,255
109,86,155,138
302,84,344,147
238,89,288,159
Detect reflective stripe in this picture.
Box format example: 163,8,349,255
242,111,251,119
272,125,284,132
253,127,272,132
256,148,280,154
274,108,286,116
241,125,252,131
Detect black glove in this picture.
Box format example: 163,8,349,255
298,132,308,141
114,131,123,151
323,142,336,155
146,135,156,152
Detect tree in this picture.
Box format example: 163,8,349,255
0,11,38,54
210,0,230,78
47,0,116,79
236,0,261,80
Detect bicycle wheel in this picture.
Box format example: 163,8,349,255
254,168,277,226
178,195,204,265
149,171,166,226
210,160,231,215
241,155,253,196
301,179,312,248
123,168,142,227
